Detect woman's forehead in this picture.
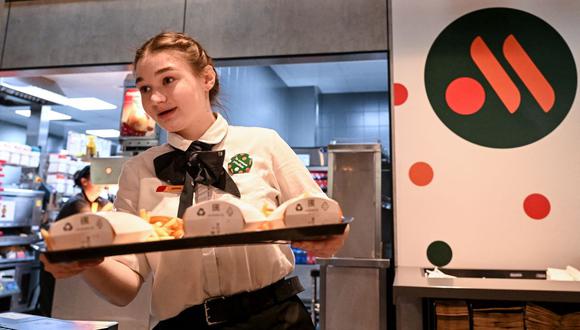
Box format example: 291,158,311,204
136,51,190,75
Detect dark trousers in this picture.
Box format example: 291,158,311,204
154,295,314,330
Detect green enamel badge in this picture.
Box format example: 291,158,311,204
228,153,253,174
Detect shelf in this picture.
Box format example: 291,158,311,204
0,256,36,265
307,166,328,171
394,266,580,303
0,236,38,247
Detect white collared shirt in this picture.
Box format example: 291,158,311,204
113,113,324,324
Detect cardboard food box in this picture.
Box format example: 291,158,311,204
183,195,342,237
49,212,153,250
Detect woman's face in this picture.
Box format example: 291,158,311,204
135,50,215,139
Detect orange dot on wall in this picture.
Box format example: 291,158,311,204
523,193,551,220
409,162,433,186
445,77,486,115
394,83,408,106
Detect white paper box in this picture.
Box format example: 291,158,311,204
49,212,153,250
183,200,245,237
281,197,341,227
8,152,19,165
57,161,68,173
0,150,9,162
30,152,40,168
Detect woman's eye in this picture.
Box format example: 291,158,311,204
163,77,175,85
139,86,151,94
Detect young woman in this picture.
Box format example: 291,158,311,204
41,32,347,329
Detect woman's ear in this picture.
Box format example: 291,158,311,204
201,65,216,91
80,177,89,188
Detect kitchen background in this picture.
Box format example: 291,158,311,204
0,56,389,174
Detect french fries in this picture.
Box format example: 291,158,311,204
40,228,54,250
139,209,184,240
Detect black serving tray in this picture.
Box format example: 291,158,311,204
36,218,351,263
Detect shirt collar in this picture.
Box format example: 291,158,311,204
167,112,228,151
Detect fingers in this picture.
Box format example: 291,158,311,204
292,234,345,258
40,254,104,279
78,257,104,267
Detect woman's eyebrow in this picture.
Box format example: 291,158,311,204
136,66,176,84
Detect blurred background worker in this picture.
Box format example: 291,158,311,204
55,165,112,220
36,165,113,317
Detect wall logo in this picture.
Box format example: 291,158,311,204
425,8,577,148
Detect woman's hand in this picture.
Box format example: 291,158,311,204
292,224,350,258
40,254,104,279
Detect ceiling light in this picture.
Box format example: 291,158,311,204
15,109,71,121
67,97,117,110
0,81,70,105
1,80,117,111
86,129,120,138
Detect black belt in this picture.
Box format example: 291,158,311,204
155,276,304,328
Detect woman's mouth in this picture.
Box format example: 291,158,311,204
158,107,177,119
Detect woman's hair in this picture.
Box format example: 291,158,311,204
73,165,90,187
134,32,220,106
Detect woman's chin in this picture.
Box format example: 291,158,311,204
156,120,183,133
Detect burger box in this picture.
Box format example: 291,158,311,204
40,196,350,262
184,195,343,237
48,211,153,250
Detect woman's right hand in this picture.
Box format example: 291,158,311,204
40,254,104,279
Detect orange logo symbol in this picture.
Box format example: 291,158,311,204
470,35,555,114
425,8,576,148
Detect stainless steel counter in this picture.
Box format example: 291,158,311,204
0,312,117,329
394,266,580,303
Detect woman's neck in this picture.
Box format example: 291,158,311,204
178,110,217,141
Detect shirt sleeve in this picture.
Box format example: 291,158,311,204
267,130,326,203
111,158,151,279
114,159,140,215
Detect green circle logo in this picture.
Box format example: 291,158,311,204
427,241,453,267
425,8,577,148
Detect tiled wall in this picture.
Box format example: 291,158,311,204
286,86,318,147
217,66,290,138
216,66,390,155
318,92,390,155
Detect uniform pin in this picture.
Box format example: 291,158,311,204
228,153,253,174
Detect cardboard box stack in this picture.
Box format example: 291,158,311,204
472,302,525,329
0,142,40,168
435,300,470,330
525,303,580,330
46,153,88,196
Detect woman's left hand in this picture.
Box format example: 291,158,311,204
291,224,350,258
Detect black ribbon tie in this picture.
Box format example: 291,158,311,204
153,141,241,218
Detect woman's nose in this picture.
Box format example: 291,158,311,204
150,90,166,103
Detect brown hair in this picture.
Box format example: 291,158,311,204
134,32,220,106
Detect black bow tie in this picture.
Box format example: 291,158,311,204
154,141,241,218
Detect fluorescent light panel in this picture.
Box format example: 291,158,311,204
67,97,117,110
86,129,120,138
15,109,71,121
0,80,116,111
1,81,70,105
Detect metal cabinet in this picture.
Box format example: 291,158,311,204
319,143,390,330
0,188,44,313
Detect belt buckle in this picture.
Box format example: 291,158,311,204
204,296,227,326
